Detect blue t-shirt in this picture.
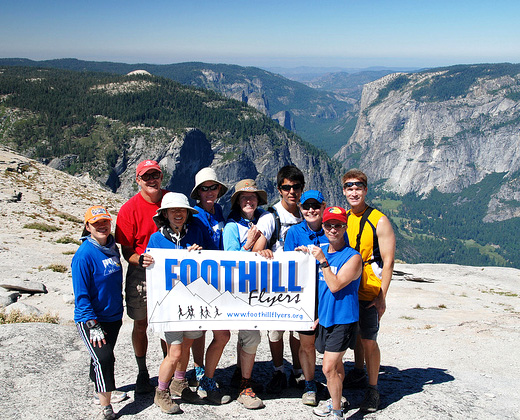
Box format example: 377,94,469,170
317,243,361,327
147,222,213,250
193,203,225,250
72,237,123,323
284,221,329,251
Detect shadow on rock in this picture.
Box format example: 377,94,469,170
343,364,455,418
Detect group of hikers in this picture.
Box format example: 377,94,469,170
71,160,396,420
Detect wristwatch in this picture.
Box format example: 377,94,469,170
319,260,330,269
138,254,145,267
86,319,98,329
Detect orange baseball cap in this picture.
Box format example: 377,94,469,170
84,206,112,224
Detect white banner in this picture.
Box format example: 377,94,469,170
145,248,316,332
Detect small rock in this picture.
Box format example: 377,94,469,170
4,301,43,317
0,279,47,294
0,291,20,308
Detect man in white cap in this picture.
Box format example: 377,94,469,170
115,159,167,394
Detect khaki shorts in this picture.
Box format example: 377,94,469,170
125,264,147,321
161,330,204,345
238,330,261,354
268,330,310,342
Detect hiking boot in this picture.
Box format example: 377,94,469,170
359,387,380,413
198,376,231,405
154,388,181,414
313,397,348,417
93,390,127,405
266,370,287,394
289,371,306,389
301,380,318,406
135,372,154,394
169,378,201,403
237,387,264,410
343,368,367,389
99,404,116,420
230,368,264,394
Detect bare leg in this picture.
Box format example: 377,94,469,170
322,350,346,410
132,319,148,358
353,334,365,370
289,333,301,370
240,349,256,380
269,339,284,368
361,338,380,386
158,343,182,383
192,332,206,369
299,334,316,381
98,391,111,407
204,330,231,378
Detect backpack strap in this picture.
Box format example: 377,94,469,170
267,206,281,250
354,206,373,252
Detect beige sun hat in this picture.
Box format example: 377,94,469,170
153,192,198,228
230,179,268,207
190,167,228,200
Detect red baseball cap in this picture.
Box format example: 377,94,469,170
136,160,162,177
322,206,347,224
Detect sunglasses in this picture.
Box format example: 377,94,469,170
280,183,302,192
343,181,366,189
301,202,322,210
199,184,219,192
323,223,346,230
139,171,161,181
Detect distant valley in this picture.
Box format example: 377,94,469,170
1,60,519,268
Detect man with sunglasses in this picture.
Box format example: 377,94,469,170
253,165,305,394
341,169,395,413
115,159,167,394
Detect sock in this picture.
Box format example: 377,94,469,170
195,366,205,380
332,409,343,417
274,364,284,373
174,371,186,380
135,356,147,374
157,380,169,391
368,384,378,391
292,368,303,376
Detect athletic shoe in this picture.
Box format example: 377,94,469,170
154,388,181,414
266,370,287,394
135,372,154,394
93,390,127,405
289,371,306,389
237,387,264,409
302,381,318,406
100,404,116,420
313,397,348,417
343,368,367,389
359,387,380,413
169,378,201,403
198,376,231,404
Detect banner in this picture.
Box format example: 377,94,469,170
146,248,316,332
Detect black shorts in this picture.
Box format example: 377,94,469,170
315,323,357,353
358,300,379,341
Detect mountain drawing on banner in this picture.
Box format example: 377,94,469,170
148,277,314,324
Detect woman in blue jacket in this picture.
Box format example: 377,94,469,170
72,206,124,420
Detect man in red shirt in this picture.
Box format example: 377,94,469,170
115,159,167,394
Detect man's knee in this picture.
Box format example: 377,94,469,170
238,330,261,354
361,338,378,354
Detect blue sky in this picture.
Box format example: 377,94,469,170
1,0,519,69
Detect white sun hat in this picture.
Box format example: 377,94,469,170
153,192,198,227
190,167,228,200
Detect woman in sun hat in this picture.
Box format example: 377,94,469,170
222,179,268,410
188,168,233,404
72,206,125,420
141,192,214,414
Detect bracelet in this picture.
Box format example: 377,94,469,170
138,254,145,267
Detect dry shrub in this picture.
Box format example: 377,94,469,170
0,309,59,324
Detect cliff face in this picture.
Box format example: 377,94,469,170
111,127,343,214
335,65,520,221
